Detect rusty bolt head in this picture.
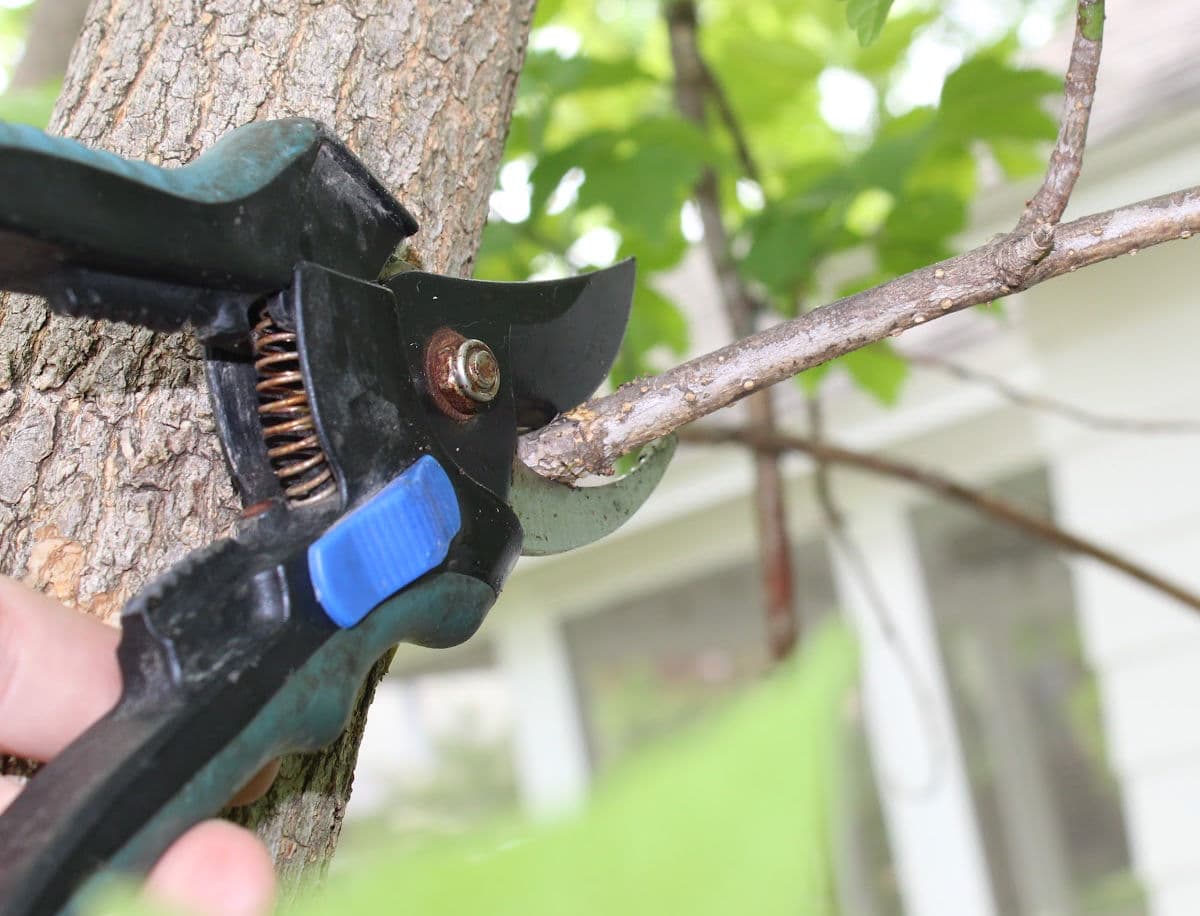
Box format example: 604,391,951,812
424,328,500,421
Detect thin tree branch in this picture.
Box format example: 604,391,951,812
910,353,1200,435
520,187,1200,479
698,56,760,184
666,1,756,337
668,0,797,659
806,394,946,794
805,396,842,529
1016,0,1105,232
819,495,947,798
680,425,1200,615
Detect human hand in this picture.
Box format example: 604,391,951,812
0,576,277,916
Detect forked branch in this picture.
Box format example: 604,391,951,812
520,188,1200,479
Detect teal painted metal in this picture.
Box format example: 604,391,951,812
511,435,677,556
0,118,320,204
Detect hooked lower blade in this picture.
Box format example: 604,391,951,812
511,435,676,556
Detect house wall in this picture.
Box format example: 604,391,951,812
1024,240,1200,916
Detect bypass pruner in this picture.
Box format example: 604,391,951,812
0,117,674,915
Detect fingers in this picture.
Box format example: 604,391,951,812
0,576,121,760
146,820,276,916
0,576,278,916
1,777,275,916
0,575,282,802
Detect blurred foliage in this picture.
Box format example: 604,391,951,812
843,0,899,46
91,620,857,916
588,657,746,765
477,0,1068,401
0,0,33,78
0,81,57,126
291,619,858,916
0,0,56,127
337,728,520,866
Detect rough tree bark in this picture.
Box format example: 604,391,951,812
0,0,535,890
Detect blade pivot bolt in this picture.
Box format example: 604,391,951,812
425,328,500,420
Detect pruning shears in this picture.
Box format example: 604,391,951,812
0,118,673,915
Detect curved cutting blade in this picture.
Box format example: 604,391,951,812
511,436,676,556
386,259,635,432
506,258,635,427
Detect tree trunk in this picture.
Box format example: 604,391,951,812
0,0,534,893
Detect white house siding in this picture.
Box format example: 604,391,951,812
1023,238,1200,915
829,508,997,916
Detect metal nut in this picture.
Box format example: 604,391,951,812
452,339,500,403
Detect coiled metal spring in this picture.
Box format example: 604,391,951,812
251,308,336,505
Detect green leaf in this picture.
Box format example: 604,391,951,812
843,188,894,237
532,0,566,27
283,621,858,916
741,204,819,298
475,219,545,282
610,281,689,387
938,56,1062,144
851,10,936,78
617,225,687,274
583,119,716,237
797,360,834,395
706,35,825,126
521,51,656,98
741,176,852,302
840,341,909,405
841,0,896,46
877,189,966,275
0,82,58,128
989,138,1048,180
531,117,716,239
853,110,936,194
904,139,978,200
0,2,34,41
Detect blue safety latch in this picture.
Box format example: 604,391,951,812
308,455,462,628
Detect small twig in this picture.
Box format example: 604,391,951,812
805,396,841,529
1015,0,1105,232
665,0,760,185
699,59,760,184
668,0,797,659
911,354,1200,435
679,425,1200,615
806,395,946,794
822,503,947,798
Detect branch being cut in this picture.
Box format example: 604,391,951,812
1016,0,1105,232
680,426,1200,615
520,188,1200,480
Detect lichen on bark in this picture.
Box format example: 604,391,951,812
0,0,535,893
